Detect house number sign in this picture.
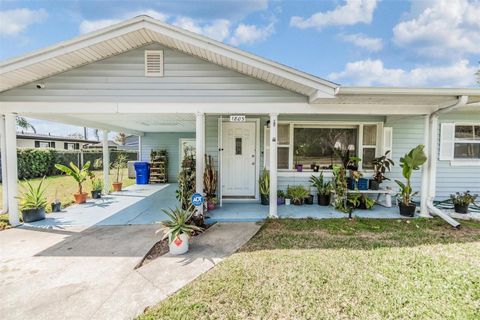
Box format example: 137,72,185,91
229,115,246,122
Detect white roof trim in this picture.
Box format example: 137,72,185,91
339,86,480,96
0,15,338,97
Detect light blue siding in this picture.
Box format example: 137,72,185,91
436,111,480,199
140,132,195,182
0,44,306,103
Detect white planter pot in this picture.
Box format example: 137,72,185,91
285,198,291,205
169,233,189,255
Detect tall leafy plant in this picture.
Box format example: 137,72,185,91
18,177,48,211
259,168,270,196
203,154,217,201
176,147,196,210
332,164,351,215
395,145,427,206
55,161,91,194
372,151,394,183
159,206,203,243
309,172,332,196
112,153,128,183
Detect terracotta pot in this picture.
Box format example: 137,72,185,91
73,192,88,204
112,182,123,192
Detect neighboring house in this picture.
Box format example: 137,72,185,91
84,140,119,150
16,132,98,150
0,16,479,224
117,135,139,152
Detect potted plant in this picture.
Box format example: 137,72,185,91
310,172,332,206
18,178,48,223
357,194,375,210
370,151,394,190
287,185,309,205
313,165,320,172
51,190,61,212
159,206,203,255
90,175,103,199
204,154,217,210
277,190,286,205
305,187,314,205
332,165,353,218
55,161,91,204
294,145,304,172
395,145,427,217
259,168,270,205
450,191,478,214
112,153,128,192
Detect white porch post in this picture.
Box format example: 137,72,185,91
0,116,8,213
269,113,278,218
5,114,19,226
195,113,205,216
420,114,430,217
102,130,110,194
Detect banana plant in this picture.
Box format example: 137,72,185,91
55,161,91,194
395,145,427,205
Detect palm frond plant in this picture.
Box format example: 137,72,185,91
310,172,333,206
287,185,309,205
18,177,47,222
55,161,91,204
159,206,203,255
394,145,427,217
259,168,270,205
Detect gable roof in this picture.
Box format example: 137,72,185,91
0,15,337,99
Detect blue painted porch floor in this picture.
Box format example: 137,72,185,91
24,183,408,229
207,201,405,223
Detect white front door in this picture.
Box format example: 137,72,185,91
221,122,256,197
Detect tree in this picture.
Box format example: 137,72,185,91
16,117,36,133
115,132,127,145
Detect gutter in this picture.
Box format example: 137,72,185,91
426,95,469,228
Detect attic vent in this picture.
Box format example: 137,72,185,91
144,50,164,77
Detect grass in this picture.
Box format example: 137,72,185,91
0,169,134,230
139,218,480,320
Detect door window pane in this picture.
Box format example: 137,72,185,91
293,128,357,168
363,125,377,146
235,138,242,155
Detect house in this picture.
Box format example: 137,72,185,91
0,15,479,227
16,132,97,150
118,135,140,152
84,140,120,150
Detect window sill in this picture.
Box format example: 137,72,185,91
450,160,480,167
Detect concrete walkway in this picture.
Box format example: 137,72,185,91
0,222,261,320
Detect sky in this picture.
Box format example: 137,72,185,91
1,0,479,136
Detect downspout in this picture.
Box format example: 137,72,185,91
426,95,468,228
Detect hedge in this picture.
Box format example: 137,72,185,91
0,148,138,181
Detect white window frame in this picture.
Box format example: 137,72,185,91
451,122,480,166
263,121,383,175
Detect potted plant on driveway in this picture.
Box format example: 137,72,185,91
112,153,128,192
310,172,332,206
160,206,203,255
18,177,48,223
395,145,427,217
90,175,103,199
450,191,478,214
55,161,91,204
370,151,394,190
259,168,270,205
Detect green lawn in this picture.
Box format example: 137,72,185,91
139,218,480,320
0,169,135,230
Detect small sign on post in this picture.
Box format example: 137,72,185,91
191,193,205,207
229,115,246,122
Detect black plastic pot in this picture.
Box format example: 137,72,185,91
22,207,46,223
318,194,331,206
51,202,61,212
304,195,314,205
260,194,269,205
399,202,416,217
91,190,102,199
313,165,319,172
369,180,380,190
454,204,469,214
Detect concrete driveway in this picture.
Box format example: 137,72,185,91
0,222,261,320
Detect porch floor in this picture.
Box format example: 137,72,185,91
24,183,408,229
207,202,405,223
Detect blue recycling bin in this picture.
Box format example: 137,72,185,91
134,162,150,184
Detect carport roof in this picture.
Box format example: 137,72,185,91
0,15,338,99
